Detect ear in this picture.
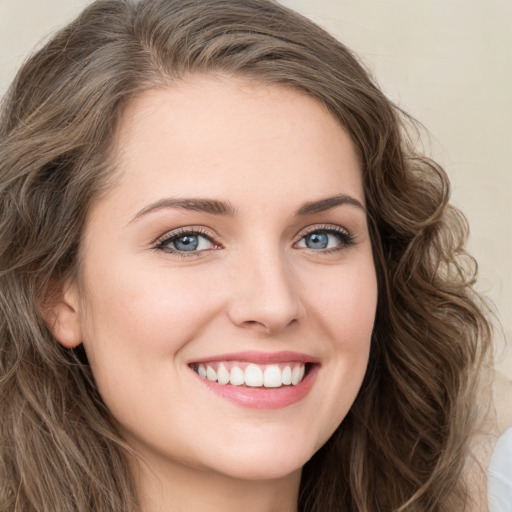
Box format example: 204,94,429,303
41,278,83,349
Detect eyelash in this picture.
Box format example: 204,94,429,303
153,224,355,257
296,225,355,253
154,227,220,258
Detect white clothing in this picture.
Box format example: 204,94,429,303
488,426,512,512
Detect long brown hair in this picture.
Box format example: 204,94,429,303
0,1,491,510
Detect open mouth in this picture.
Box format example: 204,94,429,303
189,361,312,388
188,353,320,409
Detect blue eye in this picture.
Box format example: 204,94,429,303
304,232,329,249
156,230,217,253
296,228,353,251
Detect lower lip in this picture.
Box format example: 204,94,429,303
194,365,319,410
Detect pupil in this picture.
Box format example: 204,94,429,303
306,232,328,249
174,235,198,251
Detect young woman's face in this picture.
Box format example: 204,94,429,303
65,76,377,482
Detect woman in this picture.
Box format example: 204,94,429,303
0,0,492,511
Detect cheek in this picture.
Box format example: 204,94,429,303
81,260,222,348
77,262,228,411
304,260,378,342
77,262,222,420
328,265,377,377
300,260,377,435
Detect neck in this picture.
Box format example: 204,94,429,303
132,454,301,512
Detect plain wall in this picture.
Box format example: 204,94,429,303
1,0,510,380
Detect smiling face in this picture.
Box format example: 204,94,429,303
55,76,377,487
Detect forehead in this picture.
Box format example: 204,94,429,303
105,75,364,213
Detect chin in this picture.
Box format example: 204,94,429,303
208,453,308,482
197,430,324,482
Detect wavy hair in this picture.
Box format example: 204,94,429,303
0,0,491,510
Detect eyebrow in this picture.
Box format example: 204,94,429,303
130,193,365,223
295,194,365,215
131,198,237,222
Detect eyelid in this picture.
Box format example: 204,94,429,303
293,224,355,250
153,226,223,253
294,223,351,241
152,223,354,256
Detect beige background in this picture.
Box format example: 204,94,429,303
1,0,510,381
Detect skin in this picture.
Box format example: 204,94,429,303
51,75,378,512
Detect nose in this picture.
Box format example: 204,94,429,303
227,248,302,335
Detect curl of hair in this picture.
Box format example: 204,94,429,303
0,1,491,511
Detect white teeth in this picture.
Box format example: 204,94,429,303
195,362,308,387
229,366,245,386
217,364,230,385
282,365,292,385
263,365,282,388
206,366,217,381
291,365,303,385
244,364,263,387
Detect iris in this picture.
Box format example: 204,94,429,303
173,234,199,251
305,232,329,249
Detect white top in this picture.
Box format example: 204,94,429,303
488,426,512,512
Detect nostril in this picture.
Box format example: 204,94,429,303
238,318,296,335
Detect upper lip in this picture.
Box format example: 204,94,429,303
188,350,320,365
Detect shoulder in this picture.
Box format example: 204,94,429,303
487,371,512,512
465,369,512,512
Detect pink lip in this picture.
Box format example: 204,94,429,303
188,351,320,410
188,350,319,365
